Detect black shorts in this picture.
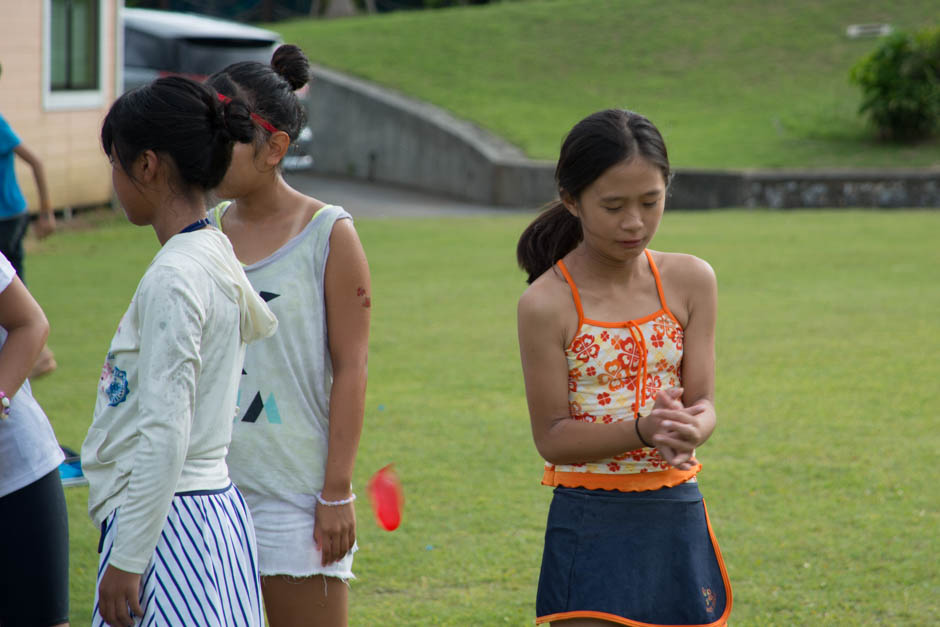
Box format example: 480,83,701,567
0,469,70,626
0,212,29,282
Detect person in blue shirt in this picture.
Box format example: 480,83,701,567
0,62,57,377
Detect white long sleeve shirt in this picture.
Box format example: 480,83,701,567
82,228,277,574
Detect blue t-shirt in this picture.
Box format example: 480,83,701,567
0,114,27,219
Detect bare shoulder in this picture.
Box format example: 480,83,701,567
651,251,716,291
649,251,716,326
518,266,577,345
325,215,368,278
329,214,360,243
519,267,567,315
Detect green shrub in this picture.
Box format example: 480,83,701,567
849,26,940,141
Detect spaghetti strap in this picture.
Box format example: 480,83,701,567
311,204,333,222
556,259,585,326
210,201,231,232
645,249,675,320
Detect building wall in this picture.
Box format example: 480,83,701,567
0,0,118,212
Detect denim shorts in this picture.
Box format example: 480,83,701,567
536,482,731,626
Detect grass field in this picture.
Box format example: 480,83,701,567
270,0,940,169
25,207,939,625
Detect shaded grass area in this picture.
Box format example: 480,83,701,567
271,0,940,169
26,208,939,625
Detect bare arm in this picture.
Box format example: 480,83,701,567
316,218,370,565
13,144,54,239
0,275,49,401
650,256,718,453
518,283,652,465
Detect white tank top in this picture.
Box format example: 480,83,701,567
211,203,352,498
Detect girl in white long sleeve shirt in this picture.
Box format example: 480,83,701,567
82,76,276,627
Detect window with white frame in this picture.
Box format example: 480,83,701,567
44,0,106,110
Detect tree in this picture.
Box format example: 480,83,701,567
850,26,940,141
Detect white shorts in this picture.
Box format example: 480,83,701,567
240,488,357,580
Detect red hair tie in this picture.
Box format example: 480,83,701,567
217,92,282,135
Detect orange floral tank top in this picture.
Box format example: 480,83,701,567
542,250,702,492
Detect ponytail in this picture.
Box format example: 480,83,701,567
102,76,255,192
516,201,581,284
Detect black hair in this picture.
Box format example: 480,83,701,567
516,109,671,284
206,44,310,145
101,76,254,191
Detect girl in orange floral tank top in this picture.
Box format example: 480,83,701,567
517,110,731,627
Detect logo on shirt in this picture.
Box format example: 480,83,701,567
105,366,129,407
237,389,282,424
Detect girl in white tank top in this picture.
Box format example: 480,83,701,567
208,45,371,627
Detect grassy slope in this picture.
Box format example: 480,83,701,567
271,0,940,169
28,208,939,625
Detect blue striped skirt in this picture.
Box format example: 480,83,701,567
93,484,263,626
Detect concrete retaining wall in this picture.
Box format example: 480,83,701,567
306,65,538,205
305,65,940,210
743,169,940,209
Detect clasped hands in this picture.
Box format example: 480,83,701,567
639,387,707,471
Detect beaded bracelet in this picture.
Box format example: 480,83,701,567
0,391,10,419
634,416,654,448
315,492,357,507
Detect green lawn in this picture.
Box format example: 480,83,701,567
270,0,940,169
27,207,939,625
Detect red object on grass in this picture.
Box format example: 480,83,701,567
368,464,403,531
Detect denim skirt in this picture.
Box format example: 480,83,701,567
535,482,731,626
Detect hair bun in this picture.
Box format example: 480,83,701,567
271,44,311,91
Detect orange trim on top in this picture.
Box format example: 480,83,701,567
556,259,585,339
626,322,647,417
534,498,732,627
580,308,673,329
557,250,680,427
557,252,683,341
645,249,680,327
542,465,701,492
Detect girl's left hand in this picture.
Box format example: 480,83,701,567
98,564,143,626
314,500,357,566
647,388,706,470
655,408,709,471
